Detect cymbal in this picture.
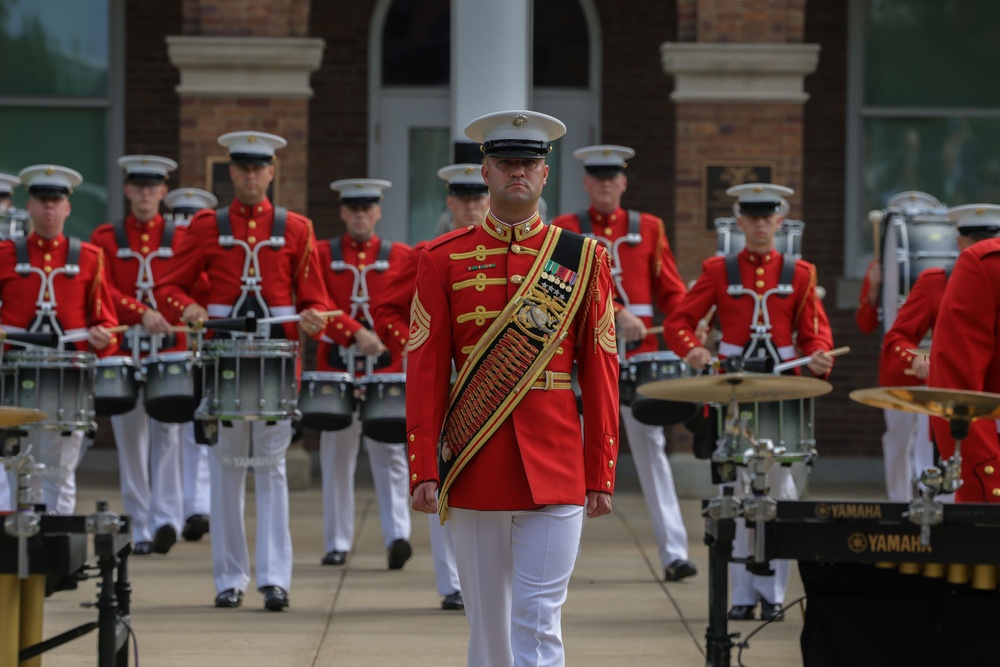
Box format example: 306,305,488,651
636,373,833,403
0,406,47,428
849,387,1000,421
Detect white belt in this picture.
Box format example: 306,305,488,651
63,327,87,337
628,304,653,318
1,325,26,333
718,341,795,360
207,304,296,318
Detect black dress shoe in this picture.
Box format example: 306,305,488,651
321,550,348,566
152,524,177,555
214,588,244,608
728,604,756,621
760,601,785,622
664,559,698,582
260,585,289,611
182,514,210,542
387,538,412,570
132,541,152,556
441,591,464,611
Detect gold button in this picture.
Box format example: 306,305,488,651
755,267,764,276
43,253,52,261
358,263,367,270
609,438,614,445
248,221,257,229
409,454,415,461
512,244,521,254
993,488,1000,497
141,233,150,242
986,466,996,476
141,245,150,253
44,266,52,273
43,291,50,299
257,206,263,214
511,275,524,284
358,251,367,260
336,322,343,329
409,434,415,442
121,298,128,304
240,207,247,214
411,473,418,482
604,227,613,236
608,460,614,468
129,304,137,310
606,481,612,489
765,254,771,261
755,280,765,289
37,239,43,247
248,267,256,276
248,236,257,244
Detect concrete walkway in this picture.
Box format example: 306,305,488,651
28,469,880,666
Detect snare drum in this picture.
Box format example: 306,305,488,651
198,339,299,422
94,356,140,416
716,398,816,464
298,371,355,432
715,218,804,259
1,349,96,432
143,351,201,423
625,351,699,426
357,373,406,443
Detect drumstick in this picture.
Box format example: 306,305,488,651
59,324,130,344
771,346,851,374
699,305,717,328
320,310,344,319
869,209,883,263
107,325,131,334
645,325,664,337
826,346,851,358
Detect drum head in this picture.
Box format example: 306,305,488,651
630,396,699,427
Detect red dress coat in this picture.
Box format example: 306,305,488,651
315,234,416,373
856,259,881,334
153,198,343,342
91,213,200,354
878,267,945,387
929,239,1000,502
405,213,619,510
0,232,119,356
663,248,833,371
550,207,687,357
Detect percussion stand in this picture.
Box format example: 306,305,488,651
906,416,967,547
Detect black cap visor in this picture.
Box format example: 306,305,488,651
28,185,69,199
482,139,551,158
448,183,488,196
584,164,625,178
230,153,274,166
738,201,781,216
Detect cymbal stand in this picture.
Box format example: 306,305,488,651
1,444,43,579
906,418,967,547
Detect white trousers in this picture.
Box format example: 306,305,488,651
111,400,184,543
319,419,411,552
0,466,10,511
428,511,461,596
621,407,689,566
882,409,932,502
180,422,211,518
450,504,584,667
31,430,84,515
729,465,797,607
210,420,292,594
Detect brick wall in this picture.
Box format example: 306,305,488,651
692,0,806,43
182,0,308,37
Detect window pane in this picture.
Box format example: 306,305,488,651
864,0,1000,107
382,0,450,85
860,116,1000,252
0,0,108,98
0,107,107,239
534,0,589,87
408,127,451,244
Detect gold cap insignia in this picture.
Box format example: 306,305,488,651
512,113,528,127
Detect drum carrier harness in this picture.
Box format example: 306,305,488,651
326,236,393,371
216,205,288,339
111,216,178,352
14,236,82,346
723,251,797,373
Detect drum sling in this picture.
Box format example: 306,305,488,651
112,217,178,352
437,226,599,521
327,236,393,371
15,236,81,337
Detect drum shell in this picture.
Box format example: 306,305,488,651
199,340,299,422
358,373,406,443
143,352,201,423
627,351,699,426
298,371,355,432
716,397,816,463
1,350,96,432
94,356,140,416
890,217,958,295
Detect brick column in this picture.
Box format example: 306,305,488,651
167,36,324,212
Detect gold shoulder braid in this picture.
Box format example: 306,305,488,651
437,226,598,522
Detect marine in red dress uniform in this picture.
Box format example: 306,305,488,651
856,259,881,334
315,178,414,571
407,111,619,667
550,144,696,583
154,131,341,612
928,204,1000,503
0,165,118,515
664,183,834,624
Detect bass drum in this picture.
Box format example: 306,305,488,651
715,218,805,259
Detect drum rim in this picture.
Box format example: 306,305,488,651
628,351,682,363
96,356,138,367
203,339,299,355
301,371,355,382
356,373,406,384
3,350,96,365
143,351,197,363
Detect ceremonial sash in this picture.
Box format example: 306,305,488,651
438,226,599,521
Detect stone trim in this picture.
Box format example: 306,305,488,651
660,42,820,104
167,36,325,98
